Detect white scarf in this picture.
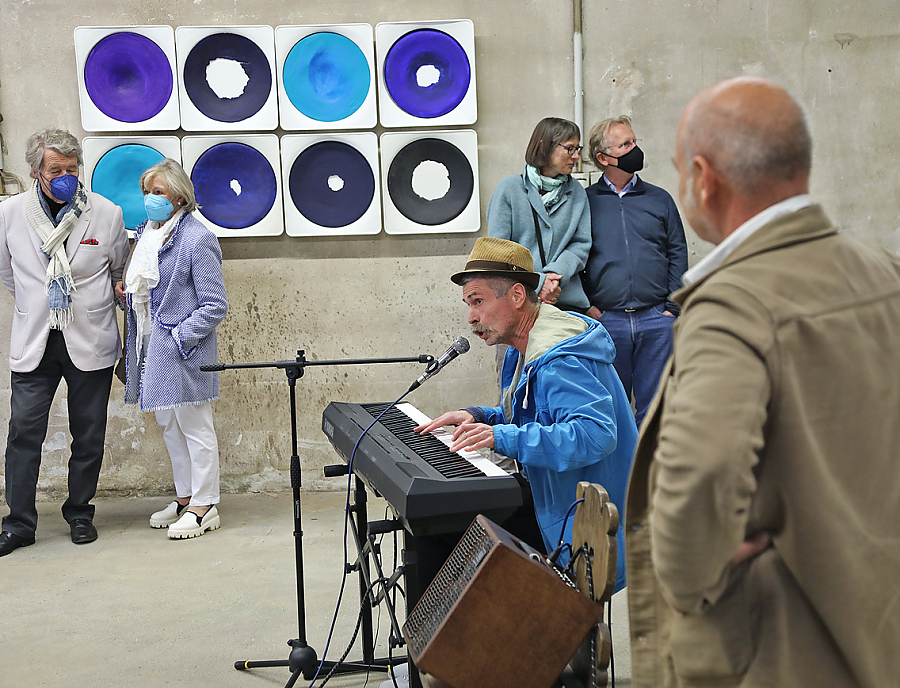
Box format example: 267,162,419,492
24,179,89,329
125,210,184,358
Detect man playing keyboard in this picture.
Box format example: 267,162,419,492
415,237,638,592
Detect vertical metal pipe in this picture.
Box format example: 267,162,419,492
574,0,584,151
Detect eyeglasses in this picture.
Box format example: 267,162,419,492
603,139,640,154
556,143,584,155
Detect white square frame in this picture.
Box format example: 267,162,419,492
375,19,477,128
83,136,182,234
281,132,381,237
75,26,180,132
181,134,284,237
275,24,377,131
380,129,480,235
175,26,279,132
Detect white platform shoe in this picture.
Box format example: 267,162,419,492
167,506,220,539
149,501,187,528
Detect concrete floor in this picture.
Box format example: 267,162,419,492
0,490,631,687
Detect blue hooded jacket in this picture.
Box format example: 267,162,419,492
470,307,637,590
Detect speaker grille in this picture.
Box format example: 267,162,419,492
404,518,492,657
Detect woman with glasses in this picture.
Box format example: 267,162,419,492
485,117,591,313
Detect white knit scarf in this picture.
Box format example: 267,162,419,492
125,209,183,359
24,179,89,329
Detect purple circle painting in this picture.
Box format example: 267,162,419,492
383,29,470,119
84,32,173,123
191,142,277,230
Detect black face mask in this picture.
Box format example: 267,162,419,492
606,145,644,174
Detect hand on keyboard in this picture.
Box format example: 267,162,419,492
449,422,495,453
414,409,475,435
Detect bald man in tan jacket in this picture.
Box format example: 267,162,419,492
626,78,900,687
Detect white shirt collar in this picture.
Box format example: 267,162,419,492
682,195,813,287
603,173,638,197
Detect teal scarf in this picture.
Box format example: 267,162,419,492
524,164,566,208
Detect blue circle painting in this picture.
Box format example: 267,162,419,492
91,144,165,229
283,32,370,122
191,142,277,230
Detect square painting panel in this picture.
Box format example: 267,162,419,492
75,26,180,131
182,135,283,237
176,26,278,131
84,136,181,231
281,132,380,237
381,130,479,234
276,24,376,131
376,20,477,128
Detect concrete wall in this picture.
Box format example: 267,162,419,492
0,0,898,498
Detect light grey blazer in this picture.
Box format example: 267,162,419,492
0,190,129,373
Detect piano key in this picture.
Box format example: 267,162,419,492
392,403,509,477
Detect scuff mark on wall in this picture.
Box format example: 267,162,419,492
834,33,858,48
606,67,645,116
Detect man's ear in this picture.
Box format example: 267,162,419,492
509,282,528,308
693,155,717,208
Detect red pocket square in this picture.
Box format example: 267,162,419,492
80,238,99,245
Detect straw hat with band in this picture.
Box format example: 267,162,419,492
451,237,541,291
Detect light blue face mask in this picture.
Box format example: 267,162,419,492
144,193,175,222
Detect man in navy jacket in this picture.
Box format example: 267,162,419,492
583,116,688,427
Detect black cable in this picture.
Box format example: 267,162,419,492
307,390,413,688
319,571,399,687
548,497,585,564
317,599,365,687
608,593,615,688
585,548,596,688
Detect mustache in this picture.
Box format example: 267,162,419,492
471,324,488,336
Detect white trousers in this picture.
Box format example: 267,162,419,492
155,402,220,506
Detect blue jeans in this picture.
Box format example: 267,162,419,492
599,304,675,428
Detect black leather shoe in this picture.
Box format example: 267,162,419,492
70,519,98,544
0,530,35,557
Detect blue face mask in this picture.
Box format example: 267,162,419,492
41,173,79,203
144,194,175,222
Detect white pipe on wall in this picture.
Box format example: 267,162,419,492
573,0,584,157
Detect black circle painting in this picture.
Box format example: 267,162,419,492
387,137,474,226
183,32,272,123
289,141,376,228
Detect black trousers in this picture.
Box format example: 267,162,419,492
3,330,114,537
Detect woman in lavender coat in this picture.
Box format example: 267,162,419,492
116,159,228,540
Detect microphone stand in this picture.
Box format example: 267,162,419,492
202,349,434,688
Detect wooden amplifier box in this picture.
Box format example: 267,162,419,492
402,515,603,688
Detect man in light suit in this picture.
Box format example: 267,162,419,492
626,78,900,687
0,128,128,556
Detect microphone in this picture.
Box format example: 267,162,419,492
409,336,470,391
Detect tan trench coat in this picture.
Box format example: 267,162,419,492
625,204,900,688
